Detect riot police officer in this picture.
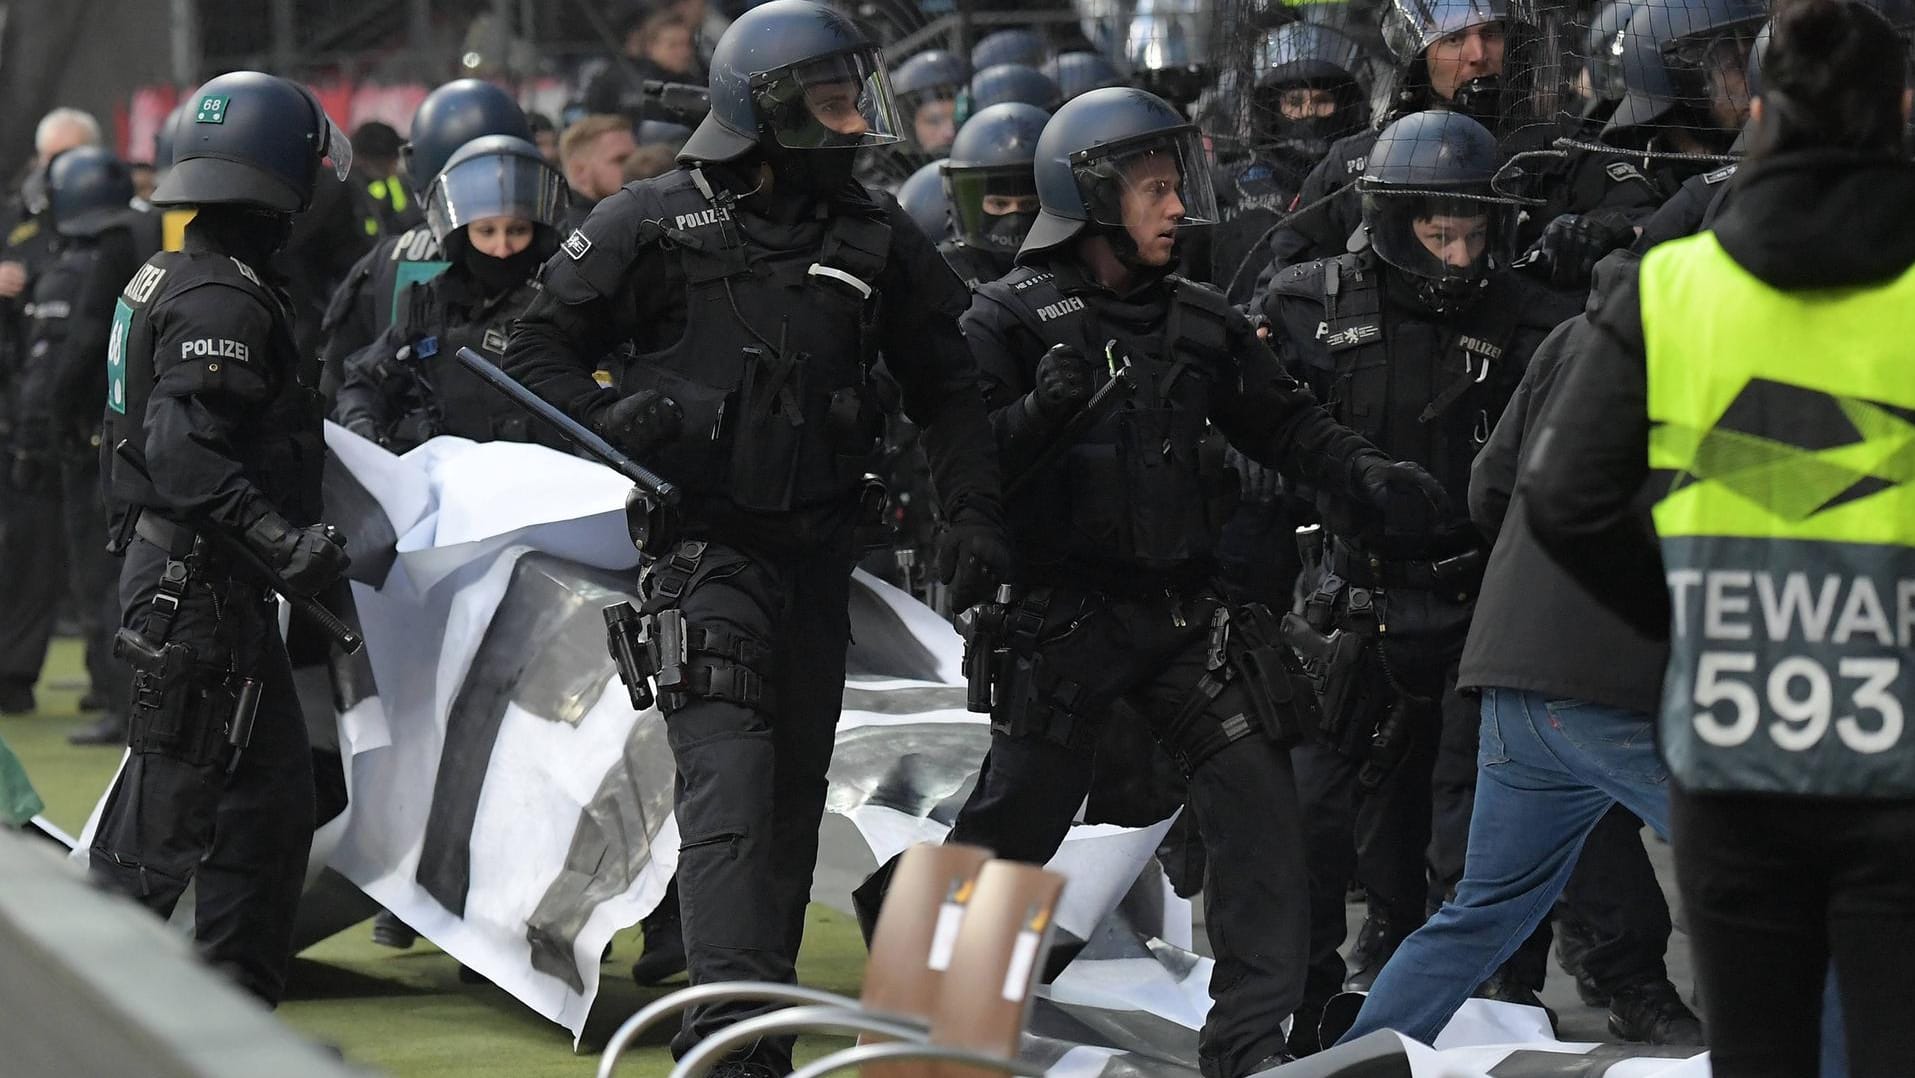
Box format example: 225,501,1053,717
14,147,156,746
502,3,1011,1071
892,48,967,157
334,135,569,450
1262,110,1579,1047
856,87,1448,1078
936,102,1048,288
89,71,354,1006
1213,19,1370,299
972,27,1049,71
318,79,532,403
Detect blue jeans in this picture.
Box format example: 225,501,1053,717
1338,688,1849,1078
1338,688,1673,1045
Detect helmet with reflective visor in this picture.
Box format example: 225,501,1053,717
942,103,1047,254
1356,109,1513,311
1022,86,1218,259
424,135,567,246
680,0,905,163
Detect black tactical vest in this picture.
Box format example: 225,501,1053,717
102,248,323,526
393,274,548,444
615,168,891,514
977,266,1236,573
1304,252,1523,497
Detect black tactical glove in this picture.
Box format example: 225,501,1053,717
595,390,683,456
1524,213,1636,290
1226,446,1282,504
1028,344,1095,420
1354,457,1452,538
244,512,352,596
935,512,1015,614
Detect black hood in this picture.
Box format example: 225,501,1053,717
1713,151,1915,290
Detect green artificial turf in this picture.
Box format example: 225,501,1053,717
5,638,870,1077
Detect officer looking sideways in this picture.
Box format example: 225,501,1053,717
87,71,353,1005
1525,0,1915,1072
855,87,1448,1078
501,3,1010,1073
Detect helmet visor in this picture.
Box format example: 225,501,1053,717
425,150,568,243
1361,187,1514,283
944,163,1041,252
319,110,354,182
754,47,906,150
1072,126,1220,230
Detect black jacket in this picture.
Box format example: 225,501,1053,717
505,163,1003,548
1522,151,1915,635
1457,299,1668,714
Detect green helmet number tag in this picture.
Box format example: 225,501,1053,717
195,95,230,124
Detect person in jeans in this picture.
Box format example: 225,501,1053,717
1524,1,1915,1072
1332,298,1699,1046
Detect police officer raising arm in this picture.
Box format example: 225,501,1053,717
856,87,1447,1078
503,5,1010,1074
88,72,352,1006
1524,1,1915,1072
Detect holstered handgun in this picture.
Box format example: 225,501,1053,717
962,587,1012,714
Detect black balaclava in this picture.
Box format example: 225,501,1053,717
190,204,295,269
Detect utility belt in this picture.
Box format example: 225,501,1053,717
1326,536,1485,599
602,539,771,716
1279,526,1430,791
111,511,265,772
962,583,1320,774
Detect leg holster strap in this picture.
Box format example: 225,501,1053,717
640,539,710,613
1156,671,1259,774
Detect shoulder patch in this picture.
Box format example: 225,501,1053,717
123,263,168,304
562,229,593,260
229,258,262,286
1701,164,1738,185
1604,161,1645,184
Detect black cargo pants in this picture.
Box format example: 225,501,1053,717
943,586,1309,1078
88,536,315,1005
643,536,854,1072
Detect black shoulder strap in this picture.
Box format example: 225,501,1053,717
974,270,1092,352
1164,275,1231,365
814,211,891,297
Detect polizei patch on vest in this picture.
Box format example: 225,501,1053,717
1036,296,1087,321
672,207,732,231
1459,335,1504,361
183,338,251,363
562,229,593,260
123,263,168,304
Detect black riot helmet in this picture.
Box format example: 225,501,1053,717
1380,0,1523,125
942,102,1048,254
897,158,952,240
1022,86,1219,260
1578,1,1638,110
893,49,968,155
962,64,1062,122
152,100,191,170
1251,23,1370,162
1600,0,1765,150
679,0,905,164
48,147,136,237
424,135,568,254
973,28,1049,71
403,79,532,200
1356,109,1515,312
1044,51,1128,104
152,72,352,213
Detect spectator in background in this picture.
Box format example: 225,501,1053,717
528,111,561,168
583,8,701,123
349,120,424,239
559,114,637,227
129,162,157,204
